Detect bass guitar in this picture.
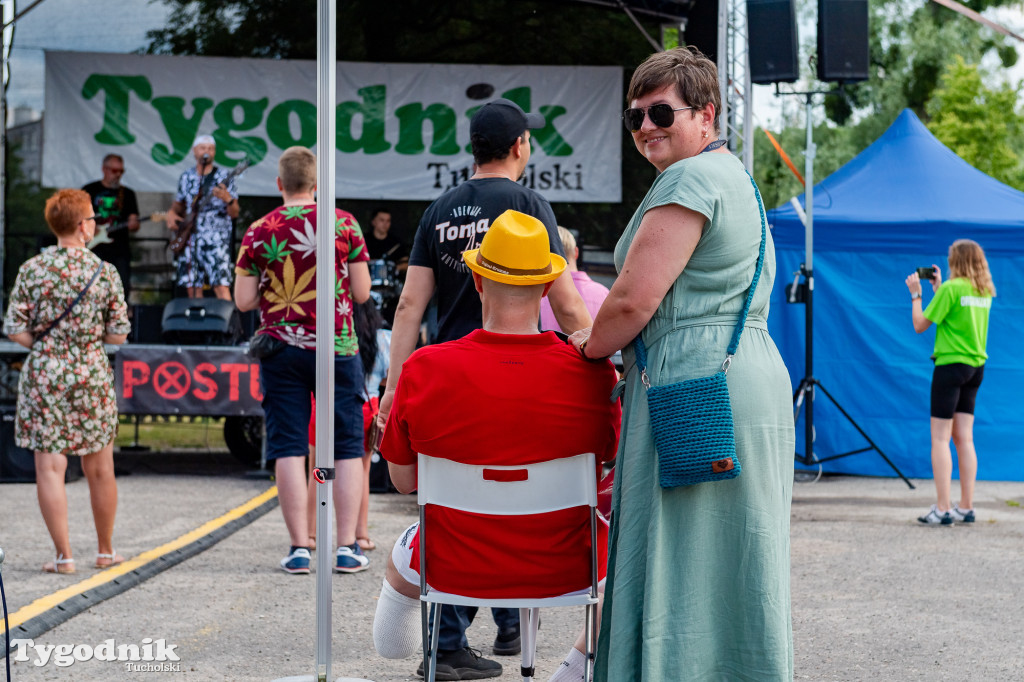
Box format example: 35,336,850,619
169,159,250,255
88,212,166,249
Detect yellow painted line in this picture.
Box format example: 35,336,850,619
4,486,278,632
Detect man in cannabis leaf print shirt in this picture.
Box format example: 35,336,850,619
236,201,367,355
235,146,371,576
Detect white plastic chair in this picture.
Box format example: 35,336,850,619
417,452,600,682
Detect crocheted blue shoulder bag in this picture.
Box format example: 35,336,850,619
633,169,767,488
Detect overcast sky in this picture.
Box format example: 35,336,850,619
5,0,170,115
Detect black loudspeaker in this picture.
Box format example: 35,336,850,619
161,298,241,346
684,0,720,61
747,0,799,84
0,406,81,483
131,304,165,344
817,0,869,82
0,406,35,482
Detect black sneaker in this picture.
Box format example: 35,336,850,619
415,647,502,680
493,625,521,656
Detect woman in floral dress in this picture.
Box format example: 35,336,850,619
3,189,131,574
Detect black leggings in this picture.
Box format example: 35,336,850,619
931,363,985,419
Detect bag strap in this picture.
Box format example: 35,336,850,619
34,261,104,345
634,170,767,381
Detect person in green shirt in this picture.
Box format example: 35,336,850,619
905,239,996,526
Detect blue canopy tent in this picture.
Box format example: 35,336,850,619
767,109,1024,480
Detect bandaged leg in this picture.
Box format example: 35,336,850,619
372,579,421,658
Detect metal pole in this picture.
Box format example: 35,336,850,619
717,0,728,138
803,93,815,463
315,0,336,680
0,0,12,316
742,23,753,172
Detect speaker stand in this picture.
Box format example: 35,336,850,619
781,92,913,490
794,375,914,488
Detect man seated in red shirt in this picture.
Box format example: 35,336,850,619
372,209,620,681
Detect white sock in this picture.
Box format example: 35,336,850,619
372,580,422,659
548,646,587,682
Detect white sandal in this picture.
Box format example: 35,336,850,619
42,554,76,574
94,551,125,568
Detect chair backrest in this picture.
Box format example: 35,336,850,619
417,453,597,515
416,452,600,601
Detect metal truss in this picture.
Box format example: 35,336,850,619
719,0,753,171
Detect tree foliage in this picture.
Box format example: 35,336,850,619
838,0,1018,122
927,55,1024,188
4,144,50,291
756,0,1024,206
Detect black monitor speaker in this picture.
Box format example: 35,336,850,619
747,0,799,84
817,0,869,82
162,298,241,346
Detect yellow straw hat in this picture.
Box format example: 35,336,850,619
463,210,567,286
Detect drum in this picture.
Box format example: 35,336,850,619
369,259,389,287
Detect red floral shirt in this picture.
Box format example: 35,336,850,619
235,204,369,356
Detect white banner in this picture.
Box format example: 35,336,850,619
43,51,622,203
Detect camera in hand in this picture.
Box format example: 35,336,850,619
916,266,937,280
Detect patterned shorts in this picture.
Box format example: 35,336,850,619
176,229,233,288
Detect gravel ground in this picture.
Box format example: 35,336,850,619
2,452,1024,681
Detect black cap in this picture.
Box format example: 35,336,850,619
469,98,546,151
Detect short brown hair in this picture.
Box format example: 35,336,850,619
627,46,721,135
278,146,317,194
44,189,92,237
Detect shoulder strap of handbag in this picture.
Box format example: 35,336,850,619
634,169,767,377
33,261,105,345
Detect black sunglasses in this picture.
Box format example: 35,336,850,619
622,104,694,133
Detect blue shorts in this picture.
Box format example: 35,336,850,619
260,344,364,460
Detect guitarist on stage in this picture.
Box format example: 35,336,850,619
83,153,140,301
165,135,241,301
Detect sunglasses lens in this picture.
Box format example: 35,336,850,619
647,104,675,128
623,108,644,132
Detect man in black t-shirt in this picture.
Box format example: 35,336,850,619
364,208,407,265
82,154,140,302
377,97,592,680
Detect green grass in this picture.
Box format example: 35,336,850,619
115,416,227,450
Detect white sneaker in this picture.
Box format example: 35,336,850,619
950,505,975,523
917,504,953,525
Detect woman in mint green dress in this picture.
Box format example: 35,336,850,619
570,47,795,680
